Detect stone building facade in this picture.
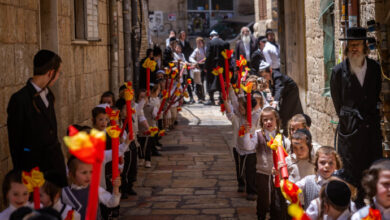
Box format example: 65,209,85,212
253,0,390,147
0,0,150,205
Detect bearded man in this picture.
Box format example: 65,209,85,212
330,27,383,207
235,26,257,66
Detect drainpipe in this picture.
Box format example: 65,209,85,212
123,0,132,82
348,0,359,27
109,0,119,94
131,0,140,90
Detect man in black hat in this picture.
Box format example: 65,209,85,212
204,30,230,105
7,49,68,187
330,27,383,207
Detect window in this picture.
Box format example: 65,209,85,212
212,0,233,11
259,0,267,20
319,0,335,96
74,0,99,41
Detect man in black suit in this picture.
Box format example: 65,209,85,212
330,27,383,207
204,30,230,105
235,26,257,66
250,36,266,75
7,50,68,187
259,60,303,135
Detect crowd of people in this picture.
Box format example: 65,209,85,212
1,25,388,220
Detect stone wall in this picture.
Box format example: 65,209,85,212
304,0,340,146
0,0,131,207
0,0,41,204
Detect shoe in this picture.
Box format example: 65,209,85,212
174,120,178,125
128,188,137,195
155,146,162,151
237,185,245,193
145,161,152,168
138,159,145,167
204,100,215,106
246,193,257,201
189,99,195,104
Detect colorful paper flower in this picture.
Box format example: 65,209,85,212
236,55,247,67
158,130,166,137
22,167,45,192
241,82,253,94
288,204,311,220
106,125,121,139
281,179,302,204
221,49,234,59
187,78,192,84
142,58,157,72
105,106,119,122
363,208,382,220
212,66,224,76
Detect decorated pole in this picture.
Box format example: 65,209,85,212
241,82,253,129
142,58,157,96
243,67,250,82
267,134,289,187
22,167,45,209
221,49,234,92
168,68,178,99
106,125,122,181
156,89,169,120
236,55,247,90
64,126,106,220
212,66,227,100
124,82,135,141
106,106,120,126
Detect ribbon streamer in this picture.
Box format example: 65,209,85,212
212,66,227,100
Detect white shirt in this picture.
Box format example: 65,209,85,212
31,80,49,107
263,42,280,69
0,204,17,220
351,58,367,87
244,41,251,61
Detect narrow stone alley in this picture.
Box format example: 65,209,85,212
120,104,257,220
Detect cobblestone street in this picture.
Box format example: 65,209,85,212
120,104,257,220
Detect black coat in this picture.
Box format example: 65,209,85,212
271,70,303,129
235,36,257,61
330,57,382,185
250,49,265,75
179,40,193,61
7,80,68,186
205,37,230,93
163,46,174,67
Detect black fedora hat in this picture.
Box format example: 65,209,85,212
339,27,371,40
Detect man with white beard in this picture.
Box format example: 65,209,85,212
235,26,257,65
330,27,383,208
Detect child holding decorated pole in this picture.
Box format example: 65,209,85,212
247,106,289,220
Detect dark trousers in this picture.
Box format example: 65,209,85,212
256,173,289,220
233,149,257,194
183,74,194,100
138,136,152,161
233,148,245,188
121,141,138,192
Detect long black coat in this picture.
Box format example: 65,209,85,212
179,40,193,61
7,80,68,186
271,70,303,131
330,57,382,185
235,36,257,61
205,37,230,93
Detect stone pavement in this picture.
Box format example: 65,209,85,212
120,103,257,220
